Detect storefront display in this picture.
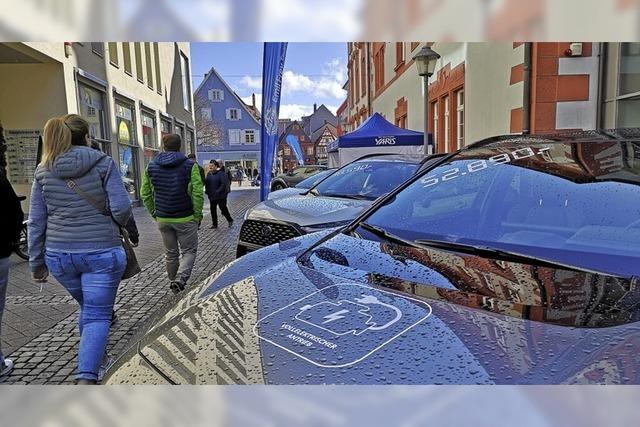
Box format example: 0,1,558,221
116,100,139,200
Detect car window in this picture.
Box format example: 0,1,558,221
362,142,640,277
294,169,335,188
313,160,418,200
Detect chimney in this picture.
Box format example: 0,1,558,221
252,93,256,108
313,103,317,112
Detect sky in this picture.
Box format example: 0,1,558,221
191,43,348,121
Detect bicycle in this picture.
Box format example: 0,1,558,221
13,196,28,261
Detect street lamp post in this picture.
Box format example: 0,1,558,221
413,45,440,155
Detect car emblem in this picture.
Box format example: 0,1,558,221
260,225,273,238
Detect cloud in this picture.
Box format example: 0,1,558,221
240,95,317,121
279,104,314,121
239,58,348,101
240,75,262,90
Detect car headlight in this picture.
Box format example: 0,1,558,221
301,220,352,233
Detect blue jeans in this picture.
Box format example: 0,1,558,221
0,257,9,367
45,247,126,381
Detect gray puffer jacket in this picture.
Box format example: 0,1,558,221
28,145,132,272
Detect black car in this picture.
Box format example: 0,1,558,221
270,165,327,191
105,130,640,384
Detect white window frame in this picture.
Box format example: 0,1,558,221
456,90,464,150
226,108,241,120
229,129,241,145
244,129,256,144
443,96,450,151
201,108,211,121
208,89,224,102
433,101,438,148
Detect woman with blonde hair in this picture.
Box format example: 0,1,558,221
29,114,132,384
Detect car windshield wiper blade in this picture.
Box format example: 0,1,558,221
323,193,372,200
358,222,421,248
413,238,588,271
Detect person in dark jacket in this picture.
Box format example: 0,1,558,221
90,140,139,246
187,153,206,184
140,134,203,294
205,160,233,229
29,114,132,384
0,170,24,378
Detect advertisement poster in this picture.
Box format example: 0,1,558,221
5,129,40,185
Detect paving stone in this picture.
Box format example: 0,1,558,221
2,190,259,384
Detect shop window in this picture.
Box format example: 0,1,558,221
115,100,139,200
78,83,108,148
142,111,158,167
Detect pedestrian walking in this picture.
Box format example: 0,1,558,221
253,168,258,179
205,160,233,229
218,159,233,192
140,134,203,294
90,140,139,247
187,153,206,184
0,169,24,379
235,167,244,187
28,114,132,384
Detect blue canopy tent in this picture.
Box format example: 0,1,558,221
327,112,428,167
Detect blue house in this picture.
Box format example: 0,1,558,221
194,67,261,171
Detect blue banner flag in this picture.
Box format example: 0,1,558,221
260,42,288,201
285,134,305,166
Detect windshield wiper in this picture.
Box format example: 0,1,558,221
358,222,422,248
304,188,320,196
323,193,373,200
413,238,588,271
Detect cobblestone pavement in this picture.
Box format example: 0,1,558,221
1,189,259,384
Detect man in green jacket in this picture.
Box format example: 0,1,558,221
141,134,204,294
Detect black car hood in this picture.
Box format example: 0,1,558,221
106,232,640,385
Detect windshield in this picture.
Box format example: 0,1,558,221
294,169,335,189
312,160,419,200
359,141,640,277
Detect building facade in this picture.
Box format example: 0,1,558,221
194,67,261,171
344,41,640,154
311,122,337,165
277,121,314,173
0,42,195,204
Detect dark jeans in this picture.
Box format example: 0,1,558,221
210,198,233,227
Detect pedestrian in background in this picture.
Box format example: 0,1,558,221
0,168,24,379
29,114,132,385
90,140,139,247
140,134,203,294
235,167,244,187
187,153,206,184
218,159,233,192
205,160,233,229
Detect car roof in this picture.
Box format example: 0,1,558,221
352,153,426,164
466,128,640,151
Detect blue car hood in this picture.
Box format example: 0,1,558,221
106,232,640,385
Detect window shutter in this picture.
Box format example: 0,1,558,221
219,90,224,101
237,109,242,120
208,89,213,101
226,109,231,120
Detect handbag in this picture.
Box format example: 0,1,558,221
66,179,141,280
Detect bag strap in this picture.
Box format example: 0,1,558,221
66,178,124,228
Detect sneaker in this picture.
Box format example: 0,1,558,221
0,359,14,378
98,356,114,382
169,280,185,294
